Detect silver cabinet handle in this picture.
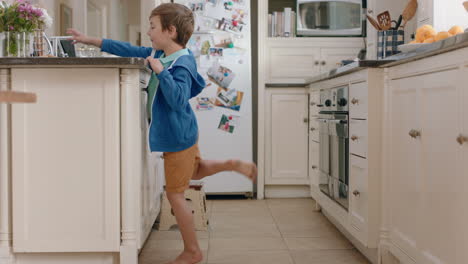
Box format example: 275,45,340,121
351,98,359,105
456,134,468,145
409,129,421,139
310,127,316,131
351,135,358,141
310,102,316,106
352,190,360,196
312,165,317,169
321,61,326,66
303,117,309,123
315,61,319,65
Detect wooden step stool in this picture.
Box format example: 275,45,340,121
158,181,208,231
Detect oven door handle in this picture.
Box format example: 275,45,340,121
328,119,347,124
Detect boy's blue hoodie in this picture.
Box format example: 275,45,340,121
101,39,206,152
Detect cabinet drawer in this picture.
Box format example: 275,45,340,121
310,92,320,117
349,119,368,158
309,118,319,142
349,155,368,237
309,140,319,188
349,82,368,119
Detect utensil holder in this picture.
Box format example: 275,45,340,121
377,30,404,59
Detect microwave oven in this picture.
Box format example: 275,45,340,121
297,0,366,37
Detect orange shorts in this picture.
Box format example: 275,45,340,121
163,143,201,193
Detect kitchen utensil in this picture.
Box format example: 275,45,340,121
366,15,382,30
377,11,392,30
393,15,403,30
402,0,418,28
464,1,468,12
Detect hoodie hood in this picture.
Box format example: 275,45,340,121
169,50,206,98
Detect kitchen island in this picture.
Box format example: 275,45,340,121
0,58,163,264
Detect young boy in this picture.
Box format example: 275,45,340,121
67,3,257,264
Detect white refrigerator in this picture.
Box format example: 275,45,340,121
174,0,253,194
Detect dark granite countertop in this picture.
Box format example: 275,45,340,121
305,32,468,85
265,82,310,88
0,57,149,70
306,60,393,84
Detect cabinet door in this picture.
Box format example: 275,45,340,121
11,69,120,252
461,66,468,264
349,155,368,245
388,76,421,260
267,46,321,82
320,47,363,74
266,92,309,184
418,69,463,264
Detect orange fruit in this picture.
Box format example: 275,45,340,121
423,37,435,43
435,31,452,41
416,24,433,35
415,26,436,42
448,25,464,35
415,31,426,42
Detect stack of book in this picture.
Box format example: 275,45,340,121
268,7,296,38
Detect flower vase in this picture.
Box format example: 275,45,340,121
6,32,21,57
0,32,5,57
6,32,33,57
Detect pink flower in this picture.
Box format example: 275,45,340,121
32,8,43,17
9,26,14,31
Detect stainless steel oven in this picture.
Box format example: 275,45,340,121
317,86,349,210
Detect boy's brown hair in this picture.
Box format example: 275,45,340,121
150,3,194,48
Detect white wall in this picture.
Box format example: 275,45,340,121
418,0,468,31
433,0,468,31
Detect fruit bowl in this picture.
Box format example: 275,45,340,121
398,43,429,53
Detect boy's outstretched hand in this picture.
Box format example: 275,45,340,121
66,28,103,48
146,56,164,74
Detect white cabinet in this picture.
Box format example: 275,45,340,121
349,119,368,158
309,69,384,256
1,66,163,263
308,140,319,192
11,68,121,252
462,65,468,263
268,45,321,81
265,39,363,83
349,81,368,119
387,76,421,261
349,155,368,235
383,48,468,264
309,90,320,196
265,88,309,185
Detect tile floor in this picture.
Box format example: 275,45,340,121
138,198,371,264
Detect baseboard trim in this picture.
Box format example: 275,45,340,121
264,185,311,198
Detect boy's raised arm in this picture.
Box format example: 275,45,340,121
101,39,154,58
66,28,153,58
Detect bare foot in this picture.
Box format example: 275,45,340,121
166,249,203,264
231,160,257,181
